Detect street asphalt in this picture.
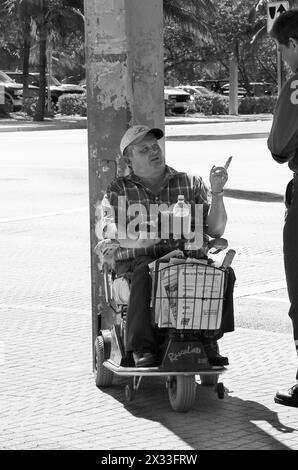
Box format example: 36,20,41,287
1,113,298,452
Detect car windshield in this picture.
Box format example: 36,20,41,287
27,74,62,87
0,71,14,83
194,86,209,95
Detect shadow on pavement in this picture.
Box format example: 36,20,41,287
225,188,284,203
99,377,296,450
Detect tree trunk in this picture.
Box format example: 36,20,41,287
23,28,31,106
34,24,47,121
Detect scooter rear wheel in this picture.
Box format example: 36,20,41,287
167,375,196,412
94,336,114,388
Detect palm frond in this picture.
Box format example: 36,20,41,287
164,0,215,38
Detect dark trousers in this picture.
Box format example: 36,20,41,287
117,256,157,353
283,177,298,377
116,256,236,354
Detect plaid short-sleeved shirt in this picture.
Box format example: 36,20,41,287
101,165,211,261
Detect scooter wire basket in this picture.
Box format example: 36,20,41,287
151,260,226,331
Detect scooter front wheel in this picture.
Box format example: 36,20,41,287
167,375,196,412
94,336,114,388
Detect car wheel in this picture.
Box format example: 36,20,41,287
4,95,13,113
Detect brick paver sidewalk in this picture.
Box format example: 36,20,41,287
0,211,297,450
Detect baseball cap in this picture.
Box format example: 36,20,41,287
120,125,164,155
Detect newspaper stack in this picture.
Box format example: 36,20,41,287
176,265,224,330
153,260,224,330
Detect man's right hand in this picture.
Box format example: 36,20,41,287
137,237,161,249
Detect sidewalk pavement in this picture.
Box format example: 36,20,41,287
1,127,298,450
0,209,297,452
1,296,298,450
0,112,272,133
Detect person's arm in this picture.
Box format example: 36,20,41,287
193,174,227,239
207,191,227,238
268,74,298,163
207,165,228,238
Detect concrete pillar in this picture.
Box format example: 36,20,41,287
84,0,164,355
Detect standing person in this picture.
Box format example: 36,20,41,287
268,9,298,407
101,124,235,368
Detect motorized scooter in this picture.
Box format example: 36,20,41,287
93,237,235,412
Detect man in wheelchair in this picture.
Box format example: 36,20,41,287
99,125,235,368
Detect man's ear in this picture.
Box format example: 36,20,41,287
124,156,132,168
289,37,298,50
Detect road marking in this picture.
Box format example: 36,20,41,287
235,280,287,298
0,207,88,223
0,302,91,316
242,295,289,304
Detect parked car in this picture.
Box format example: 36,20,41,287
176,85,212,97
249,82,276,97
220,83,248,97
0,70,23,112
61,75,85,85
164,86,191,114
6,71,85,107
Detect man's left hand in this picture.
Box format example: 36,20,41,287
209,165,228,193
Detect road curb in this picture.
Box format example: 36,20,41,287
166,132,269,141
0,120,87,132
0,124,270,142
0,114,272,133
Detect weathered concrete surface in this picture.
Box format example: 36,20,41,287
84,0,164,342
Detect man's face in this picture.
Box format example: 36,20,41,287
128,133,165,176
277,38,298,72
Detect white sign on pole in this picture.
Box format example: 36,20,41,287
267,1,289,32
0,85,4,105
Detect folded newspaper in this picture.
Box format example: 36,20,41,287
152,260,224,330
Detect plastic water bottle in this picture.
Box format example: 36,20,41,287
100,194,115,239
172,195,191,240
221,249,236,269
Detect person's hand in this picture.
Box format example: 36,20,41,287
138,219,161,248
137,236,161,249
209,165,228,193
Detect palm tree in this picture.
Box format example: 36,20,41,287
5,0,84,120
32,0,84,121
163,0,215,39
4,0,32,102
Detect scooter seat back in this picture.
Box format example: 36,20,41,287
112,276,130,305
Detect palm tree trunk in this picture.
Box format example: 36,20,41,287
34,23,47,121
22,33,31,104
19,7,32,106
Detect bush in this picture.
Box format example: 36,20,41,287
22,96,55,118
23,97,38,117
193,93,277,115
193,93,229,115
58,93,87,116
238,95,277,114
